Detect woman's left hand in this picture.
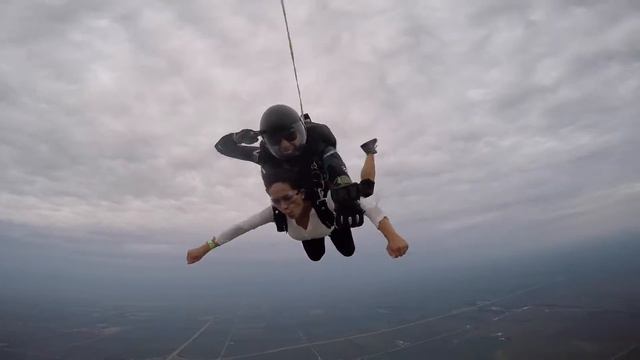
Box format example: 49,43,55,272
186,244,210,264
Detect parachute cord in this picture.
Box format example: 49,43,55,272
280,0,304,115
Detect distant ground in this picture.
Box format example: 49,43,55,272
1,237,639,359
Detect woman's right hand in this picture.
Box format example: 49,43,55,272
386,235,409,259
186,244,210,264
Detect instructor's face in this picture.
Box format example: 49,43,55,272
268,182,304,219
264,128,302,158
278,138,297,156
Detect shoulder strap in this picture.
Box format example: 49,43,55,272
272,206,288,232
313,198,335,229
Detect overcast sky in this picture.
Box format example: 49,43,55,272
1,0,639,271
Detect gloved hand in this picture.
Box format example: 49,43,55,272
331,182,364,228
233,129,260,144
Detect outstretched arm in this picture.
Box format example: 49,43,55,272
377,217,409,258
359,197,408,258
214,130,261,164
326,196,409,259
186,206,274,264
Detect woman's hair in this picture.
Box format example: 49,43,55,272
262,167,305,192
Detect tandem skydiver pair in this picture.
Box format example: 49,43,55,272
186,104,409,263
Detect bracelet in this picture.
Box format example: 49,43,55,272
207,237,218,250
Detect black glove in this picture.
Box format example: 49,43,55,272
233,129,260,144
331,182,365,228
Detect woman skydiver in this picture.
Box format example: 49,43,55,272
187,140,409,263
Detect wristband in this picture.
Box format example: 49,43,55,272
207,237,218,250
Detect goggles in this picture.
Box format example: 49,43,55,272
270,190,300,207
263,127,298,146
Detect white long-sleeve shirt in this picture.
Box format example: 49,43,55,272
216,196,386,244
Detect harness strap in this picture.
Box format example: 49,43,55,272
273,206,288,232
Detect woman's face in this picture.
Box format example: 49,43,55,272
268,182,305,219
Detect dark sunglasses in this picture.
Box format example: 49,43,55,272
264,128,298,144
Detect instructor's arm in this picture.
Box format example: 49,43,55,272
214,130,261,164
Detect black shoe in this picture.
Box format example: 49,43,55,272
360,138,378,155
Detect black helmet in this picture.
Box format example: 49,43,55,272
259,104,307,159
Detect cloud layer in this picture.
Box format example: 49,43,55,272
1,0,639,258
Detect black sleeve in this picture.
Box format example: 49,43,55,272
307,123,352,187
322,147,352,187
214,133,261,164
311,123,337,148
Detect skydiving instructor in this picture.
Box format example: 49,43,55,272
215,104,368,230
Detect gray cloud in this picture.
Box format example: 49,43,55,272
1,0,638,259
